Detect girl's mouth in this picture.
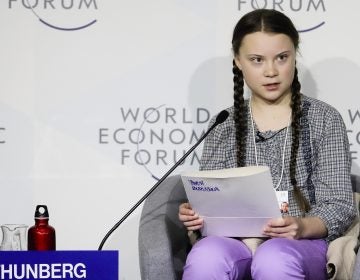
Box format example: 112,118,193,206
264,83,280,91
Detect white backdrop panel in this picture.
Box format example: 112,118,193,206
1,1,360,279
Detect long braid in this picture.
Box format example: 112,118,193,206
290,67,310,214
233,60,247,167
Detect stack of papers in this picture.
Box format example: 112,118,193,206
181,166,281,237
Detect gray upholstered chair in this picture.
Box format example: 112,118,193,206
138,175,189,280
352,175,360,280
138,174,360,280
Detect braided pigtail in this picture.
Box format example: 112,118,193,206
290,67,310,214
233,60,247,167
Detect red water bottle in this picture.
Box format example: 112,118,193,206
27,205,56,250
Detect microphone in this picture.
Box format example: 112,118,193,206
255,127,287,143
98,109,229,250
255,131,266,142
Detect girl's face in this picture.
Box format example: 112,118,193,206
234,31,296,105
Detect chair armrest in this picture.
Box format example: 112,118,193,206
138,175,189,280
352,174,360,280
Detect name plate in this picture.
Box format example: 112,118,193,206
0,250,118,280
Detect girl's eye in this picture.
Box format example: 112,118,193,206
250,57,262,63
278,54,288,61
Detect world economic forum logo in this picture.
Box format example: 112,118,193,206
238,0,326,33
9,0,98,31
99,105,211,181
0,127,5,144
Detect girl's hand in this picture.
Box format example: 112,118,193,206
178,203,203,231
262,216,304,239
262,216,327,239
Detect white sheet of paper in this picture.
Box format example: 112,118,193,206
181,166,281,237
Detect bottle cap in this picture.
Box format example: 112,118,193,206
34,205,49,219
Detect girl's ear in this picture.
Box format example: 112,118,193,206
234,56,242,71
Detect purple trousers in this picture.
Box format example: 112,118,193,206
182,236,327,280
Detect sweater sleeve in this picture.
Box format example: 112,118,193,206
308,107,357,241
